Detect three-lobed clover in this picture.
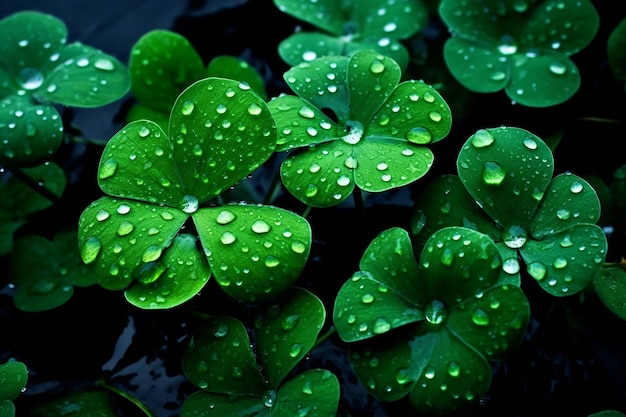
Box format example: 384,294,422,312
77,77,311,309
333,226,530,415
268,49,452,208
273,0,428,72
127,29,267,132
439,0,600,107
181,287,339,417
410,126,608,297
0,11,130,167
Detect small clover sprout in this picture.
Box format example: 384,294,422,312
273,0,428,72
268,49,451,207
10,230,96,312
0,162,66,255
411,126,608,297
182,288,339,417
0,11,130,167
0,359,28,417
333,226,530,415
78,77,311,308
439,0,599,107
127,29,267,131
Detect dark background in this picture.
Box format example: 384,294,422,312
2,1,626,416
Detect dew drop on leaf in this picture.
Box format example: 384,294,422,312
472,308,490,326
99,159,118,180
482,161,506,185
94,58,115,71
251,220,271,234
216,210,236,225
80,237,102,264
405,126,432,144
471,129,495,148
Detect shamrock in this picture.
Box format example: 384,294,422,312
410,126,608,296
273,0,428,72
439,0,599,107
333,226,530,415
0,11,130,166
78,77,311,308
268,49,451,207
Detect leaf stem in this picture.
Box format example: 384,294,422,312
95,378,155,417
4,166,63,205
313,326,336,349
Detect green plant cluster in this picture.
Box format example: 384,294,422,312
1,1,626,417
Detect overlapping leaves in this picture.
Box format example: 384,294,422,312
78,77,311,308
181,288,339,417
333,226,530,415
411,126,608,296
439,0,599,107
0,11,130,166
273,0,428,72
268,49,451,207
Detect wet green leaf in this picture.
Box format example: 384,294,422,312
182,315,268,395
11,231,97,312
0,360,27,402
273,0,428,70
271,50,451,207
207,55,268,101
124,233,211,309
181,391,265,417
194,204,311,303
457,127,554,228
440,0,599,106
0,96,63,166
256,288,326,386
608,18,626,81
30,390,119,417
274,369,339,417
78,196,188,291
129,29,205,115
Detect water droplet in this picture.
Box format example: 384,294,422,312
424,299,447,324
142,245,163,263
553,257,568,269
94,58,115,71
370,59,385,74
503,257,520,274
247,103,262,116
18,68,44,90
549,61,566,75
405,127,432,144
96,209,110,221
372,317,391,334
117,220,135,236
138,126,151,137
264,255,280,268
214,321,229,338
221,231,236,245
482,161,506,185
251,220,271,234
117,204,131,215
497,34,518,55
447,361,461,377
424,367,436,379
528,261,547,281
298,106,315,119
289,343,303,357
282,314,300,331
428,111,442,122
216,210,236,225
181,195,199,213
503,225,527,249
80,237,102,264
181,100,195,115
471,129,494,148
361,293,374,304
472,308,490,326
570,181,583,193
99,159,118,179
291,240,307,254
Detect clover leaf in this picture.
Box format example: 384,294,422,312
127,29,267,131
181,287,339,417
0,359,27,417
333,226,530,415
0,162,66,255
30,390,119,417
439,0,599,107
0,11,130,167
268,49,451,207
78,77,311,308
10,230,97,312
608,17,626,86
411,126,608,297
273,0,428,72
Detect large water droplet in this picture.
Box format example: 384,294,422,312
405,127,432,144
482,161,506,185
503,225,527,249
424,299,447,324
471,129,494,148
18,68,44,90
181,195,199,213
472,308,490,326
80,237,102,264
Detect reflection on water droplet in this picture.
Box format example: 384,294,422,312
482,161,506,185
447,361,461,377
117,220,135,236
94,58,115,71
251,220,271,233
18,68,44,90
216,210,236,225
214,321,229,337
247,102,262,115
80,237,102,264
528,261,547,281
370,59,385,74
221,231,236,245
181,100,195,115
471,129,494,148
181,195,199,213
472,308,490,326
405,126,432,144
99,159,118,179
372,317,391,334
503,225,527,249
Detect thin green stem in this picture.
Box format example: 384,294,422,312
313,326,336,349
4,166,63,205
95,378,155,417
